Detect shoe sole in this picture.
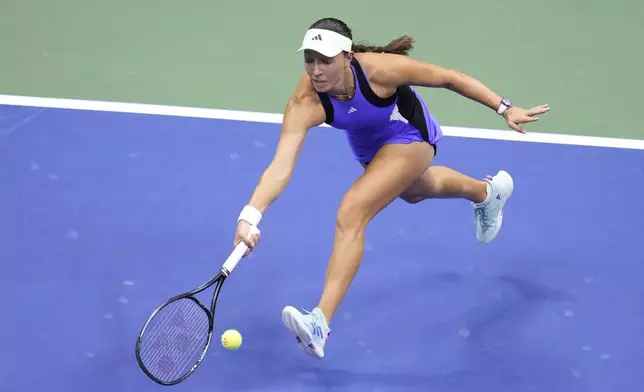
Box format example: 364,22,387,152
281,306,323,358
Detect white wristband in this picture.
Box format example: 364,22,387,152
238,205,262,226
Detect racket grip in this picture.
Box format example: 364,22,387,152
222,226,260,274
222,243,247,274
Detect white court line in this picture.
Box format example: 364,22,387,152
1,94,643,150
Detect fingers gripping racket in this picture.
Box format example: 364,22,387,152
135,227,259,386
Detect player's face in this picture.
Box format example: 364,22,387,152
304,50,350,93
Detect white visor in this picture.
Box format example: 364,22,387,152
296,28,353,58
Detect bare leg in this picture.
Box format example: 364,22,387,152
398,163,515,245
316,141,434,323
400,166,489,204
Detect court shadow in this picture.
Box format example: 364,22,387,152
198,269,577,391
497,275,570,302
462,274,571,336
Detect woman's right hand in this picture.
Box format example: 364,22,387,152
234,220,261,257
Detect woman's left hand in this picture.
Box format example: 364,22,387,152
504,104,550,133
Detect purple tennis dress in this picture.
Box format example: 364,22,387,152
316,57,443,164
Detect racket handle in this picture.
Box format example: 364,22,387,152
222,226,260,275
222,242,247,274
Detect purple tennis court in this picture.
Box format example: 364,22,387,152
1,102,643,392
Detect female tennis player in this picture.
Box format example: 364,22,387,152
233,17,549,359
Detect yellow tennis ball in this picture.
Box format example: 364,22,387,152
221,329,242,350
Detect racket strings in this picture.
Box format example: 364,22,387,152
138,298,210,383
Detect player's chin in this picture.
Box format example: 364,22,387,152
311,80,331,93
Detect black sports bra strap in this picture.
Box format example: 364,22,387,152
350,57,397,108
317,92,334,124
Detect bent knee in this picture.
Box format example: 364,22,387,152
336,198,370,234
399,192,425,204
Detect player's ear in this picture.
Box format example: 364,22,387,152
345,51,354,63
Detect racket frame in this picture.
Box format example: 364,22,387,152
135,238,252,385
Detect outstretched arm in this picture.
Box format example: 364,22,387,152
372,53,550,133
234,79,326,251
247,92,326,214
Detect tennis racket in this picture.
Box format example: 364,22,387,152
135,227,258,386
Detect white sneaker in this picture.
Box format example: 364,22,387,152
281,306,330,359
473,170,514,243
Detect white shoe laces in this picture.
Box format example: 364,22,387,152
301,308,329,337
475,204,494,229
